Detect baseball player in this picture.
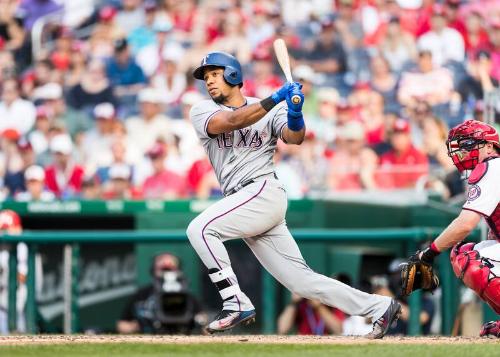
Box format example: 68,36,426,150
186,51,401,338
401,120,500,337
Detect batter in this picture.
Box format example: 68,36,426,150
187,51,401,338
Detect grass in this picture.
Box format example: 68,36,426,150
1,343,499,357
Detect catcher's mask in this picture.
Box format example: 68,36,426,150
446,120,500,176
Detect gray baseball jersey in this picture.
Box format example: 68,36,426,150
190,97,287,195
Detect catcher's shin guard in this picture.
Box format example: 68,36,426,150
451,243,500,314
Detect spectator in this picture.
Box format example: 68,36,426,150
126,87,172,157
116,252,206,334
417,4,465,66
33,82,93,137
88,5,125,59
243,47,282,99
209,10,251,65
127,0,158,54
106,38,147,105
80,175,101,200
369,55,400,114
44,134,85,199
142,142,187,199
307,87,339,146
0,1,26,52
101,163,141,200
96,137,137,185
300,19,347,78
136,18,182,77
463,10,490,59
277,292,344,335
115,0,146,34
4,136,36,197
185,156,220,199
15,164,55,201
0,78,36,135
379,16,417,73
398,50,454,108
63,41,87,88
81,103,118,170
327,121,379,191
28,105,52,156
489,21,500,82
66,59,116,112
457,50,497,107
150,46,187,108
378,119,429,189
292,65,319,118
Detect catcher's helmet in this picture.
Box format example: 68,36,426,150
446,119,500,172
192,52,243,86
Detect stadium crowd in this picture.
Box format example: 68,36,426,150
0,0,499,201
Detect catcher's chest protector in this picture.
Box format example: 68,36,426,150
451,243,500,314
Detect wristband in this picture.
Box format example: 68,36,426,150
421,243,440,263
287,108,304,132
261,96,277,112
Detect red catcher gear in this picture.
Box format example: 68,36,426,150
0,209,21,230
446,120,500,173
450,242,500,314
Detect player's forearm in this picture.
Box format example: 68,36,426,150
433,214,478,251
282,126,305,145
220,103,269,131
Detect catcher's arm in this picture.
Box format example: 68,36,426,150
432,209,481,252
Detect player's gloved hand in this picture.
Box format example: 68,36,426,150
286,83,305,132
400,244,440,296
285,82,304,112
271,82,293,104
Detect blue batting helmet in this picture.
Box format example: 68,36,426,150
192,52,243,86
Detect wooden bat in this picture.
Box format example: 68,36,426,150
273,38,302,105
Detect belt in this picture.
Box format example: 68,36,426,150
226,172,278,196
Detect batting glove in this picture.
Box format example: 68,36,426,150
285,82,304,112
271,82,293,104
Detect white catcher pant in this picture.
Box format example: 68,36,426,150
186,174,391,322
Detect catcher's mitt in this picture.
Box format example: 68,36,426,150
400,256,440,296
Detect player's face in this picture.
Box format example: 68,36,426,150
203,67,231,104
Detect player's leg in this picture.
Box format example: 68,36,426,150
451,241,500,337
244,222,400,338
186,179,282,332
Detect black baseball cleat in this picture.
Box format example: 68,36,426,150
480,320,500,338
364,299,402,339
205,309,256,334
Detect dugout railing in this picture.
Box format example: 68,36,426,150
0,228,477,336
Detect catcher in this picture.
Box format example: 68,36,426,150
401,120,500,337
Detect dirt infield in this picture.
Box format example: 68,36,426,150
0,335,498,346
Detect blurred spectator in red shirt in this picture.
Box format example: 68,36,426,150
488,21,500,82
327,121,379,191
378,119,429,189
142,142,186,199
44,134,85,199
463,10,490,59
243,46,282,99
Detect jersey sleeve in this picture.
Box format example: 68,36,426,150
189,100,221,140
463,161,500,217
270,103,288,140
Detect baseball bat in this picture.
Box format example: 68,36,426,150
273,38,302,105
